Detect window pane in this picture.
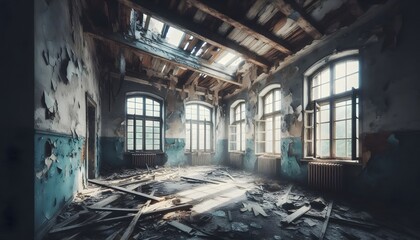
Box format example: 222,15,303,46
335,62,346,79
347,60,359,75
336,105,346,121
320,123,330,139
346,139,352,157
312,74,320,86
136,139,142,150
321,83,330,98
335,77,346,94
336,139,346,157
335,121,345,138
312,86,320,100
199,124,205,150
321,68,330,84
346,73,359,90
185,123,190,150
206,125,211,151
319,140,330,157
192,124,197,150
274,140,281,154
346,120,352,138
241,123,246,151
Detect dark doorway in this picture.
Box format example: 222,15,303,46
86,94,97,180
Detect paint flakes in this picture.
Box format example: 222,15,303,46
43,90,55,114
36,153,58,179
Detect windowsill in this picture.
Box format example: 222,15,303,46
256,153,281,158
184,151,214,154
301,157,361,165
228,151,245,154
125,151,164,154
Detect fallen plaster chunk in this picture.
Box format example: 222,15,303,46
231,222,249,232
43,90,55,113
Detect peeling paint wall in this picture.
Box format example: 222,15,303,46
34,0,102,236
224,0,420,200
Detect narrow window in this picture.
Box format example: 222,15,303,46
185,103,213,152
256,88,281,155
229,102,246,152
126,95,162,151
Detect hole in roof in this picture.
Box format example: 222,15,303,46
166,27,184,47
148,17,164,34
230,57,244,67
216,52,237,65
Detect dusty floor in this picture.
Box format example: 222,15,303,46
45,166,420,239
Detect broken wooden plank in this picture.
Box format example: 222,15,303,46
53,210,90,229
87,204,193,215
180,176,220,184
251,204,269,217
49,215,135,235
227,210,232,222
304,212,378,229
120,190,155,240
319,201,333,240
116,178,153,187
104,227,124,240
276,184,293,207
168,221,194,235
90,194,122,208
88,179,163,201
282,203,311,224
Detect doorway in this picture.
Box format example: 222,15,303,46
86,94,97,180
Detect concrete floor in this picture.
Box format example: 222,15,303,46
46,166,419,239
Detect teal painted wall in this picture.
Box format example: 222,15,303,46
99,137,128,169
280,137,306,182
243,139,258,171
164,138,188,166
34,131,85,232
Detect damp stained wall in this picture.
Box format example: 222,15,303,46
224,0,420,202
100,79,228,168
34,0,102,236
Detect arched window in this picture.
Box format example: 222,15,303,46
126,94,162,151
256,85,282,155
185,102,213,152
304,55,360,160
229,100,246,152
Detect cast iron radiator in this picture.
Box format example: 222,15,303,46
308,162,343,191
191,153,212,166
131,153,156,168
257,156,277,175
229,153,243,169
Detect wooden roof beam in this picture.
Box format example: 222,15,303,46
85,29,242,86
187,0,293,55
118,0,271,69
270,0,323,39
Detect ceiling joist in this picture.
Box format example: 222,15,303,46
270,0,323,39
186,0,293,55
85,29,242,86
118,0,271,69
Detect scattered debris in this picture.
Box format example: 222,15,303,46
311,197,327,211
231,222,249,232
304,218,317,227
167,221,194,235
212,210,226,218
282,203,311,224
250,222,262,229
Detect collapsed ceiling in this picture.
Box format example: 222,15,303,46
83,0,382,99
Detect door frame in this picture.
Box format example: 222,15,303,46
85,93,97,185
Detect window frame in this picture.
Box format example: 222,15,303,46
185,102,214,153
229,101,246,152
256,86,282,156
306,56,360,160
126,94,163,152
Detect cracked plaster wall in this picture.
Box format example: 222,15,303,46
34,0,102,236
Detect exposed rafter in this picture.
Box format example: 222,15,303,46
270,0,323,39
186,0,293,55
85,29,242,86
118,0,271,69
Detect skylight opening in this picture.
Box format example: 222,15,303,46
148,17,164,34
229,57,244,67
166,27,185,47
216,52,237,66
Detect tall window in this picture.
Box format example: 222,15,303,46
256,88,281,155
304,58,360,159
229,101,246,152
185,103,213,152
126,95,162,151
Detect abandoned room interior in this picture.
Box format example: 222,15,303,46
3,0,420,239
